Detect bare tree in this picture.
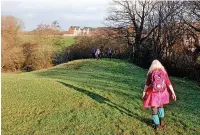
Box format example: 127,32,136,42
33,21,61,36
182,1,200,32
147,1,186,59
181,1,200,57
106,0,182,61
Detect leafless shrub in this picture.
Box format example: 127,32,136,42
1,16,25,71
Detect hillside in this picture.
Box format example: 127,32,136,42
20,35,75,50
2,59,200,135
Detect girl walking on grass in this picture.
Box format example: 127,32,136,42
142,60,176,130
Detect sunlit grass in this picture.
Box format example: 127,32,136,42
2,59,200,134
20,35,75,50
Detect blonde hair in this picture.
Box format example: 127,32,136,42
147,60,166,75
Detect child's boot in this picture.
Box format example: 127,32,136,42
152,114,160,130
158,108,166,128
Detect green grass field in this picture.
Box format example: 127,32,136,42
20,35,75,51
2,59,200,135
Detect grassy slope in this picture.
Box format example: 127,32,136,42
20,35,75,50
2,59,200,135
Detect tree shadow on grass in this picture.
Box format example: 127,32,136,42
58,81,110,103
58,81,152,127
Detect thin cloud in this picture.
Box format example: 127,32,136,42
1,0,109,30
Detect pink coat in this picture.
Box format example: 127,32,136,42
143,69,172,108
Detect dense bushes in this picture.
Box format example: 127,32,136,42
162,53,200,82
142,46,199,82
1,16,25,71
22,42,55,71
68,35,129,60
134,40,200,82
1,16,58,71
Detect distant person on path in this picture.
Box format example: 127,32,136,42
95,48,101,60
92,48,96,59
108,48,112,59
142,60,176,130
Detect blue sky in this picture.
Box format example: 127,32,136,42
1,0,109,31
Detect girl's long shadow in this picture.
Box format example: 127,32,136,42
58,81,152,127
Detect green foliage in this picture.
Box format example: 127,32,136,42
2,59,200,134
55,36,75,51
53,36,75,64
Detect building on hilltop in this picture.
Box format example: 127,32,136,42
63,26,93,36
